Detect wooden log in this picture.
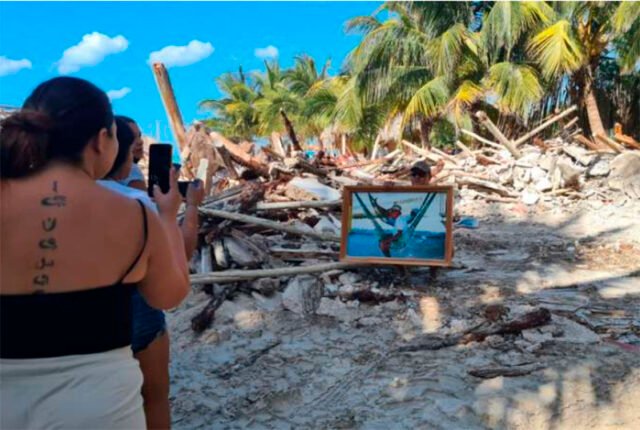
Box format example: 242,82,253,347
455,140,475,158
151,63,188,153
210,132,270,177
574,134,606,151
475,111,522,158
401,140,453,166
370,135,381,160
280,109,303,152
513,105,578,147
613,134,640,150
469,364,546,379
563,116,579,130
213,141,240,179
200,208,341,242
190,262,363,285
256,199,342,211
270,132,286,157
595,133,624,153
460,129,503,150
455,176,518,198
398,308,551,351
431,147,459,164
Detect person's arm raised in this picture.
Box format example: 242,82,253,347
138,169,190,309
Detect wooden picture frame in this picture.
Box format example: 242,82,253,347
340,185,454,266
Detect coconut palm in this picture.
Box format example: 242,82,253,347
528,1,640,136
199,68,260,140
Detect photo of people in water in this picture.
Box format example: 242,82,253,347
343,188,452,264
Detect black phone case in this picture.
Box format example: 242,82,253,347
148,144,173,197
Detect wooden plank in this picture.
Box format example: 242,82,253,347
209,132,270,177
200,208,341,242
190,262,363,284
574,134,607,151
256,199,342,211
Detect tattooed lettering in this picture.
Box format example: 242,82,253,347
33,181,63,291
33,274,49,287
41,195,67,207
39,238,57,250
42,217,57,232
36,258,55,270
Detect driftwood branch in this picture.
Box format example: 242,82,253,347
191,285,238,333
190,262,363,284
200,208,341,242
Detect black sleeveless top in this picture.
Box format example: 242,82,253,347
0,200,148,359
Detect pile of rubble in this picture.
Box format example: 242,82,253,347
147,105,638,334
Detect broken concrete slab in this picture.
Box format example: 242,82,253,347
282,275,324,316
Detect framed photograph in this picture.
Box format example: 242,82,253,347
340,186,454,266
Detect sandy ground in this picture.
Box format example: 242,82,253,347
168,196,640,429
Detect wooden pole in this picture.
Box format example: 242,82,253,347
455,140,475,158
190,261,363,284
574,134,606,151
270,132,286,157
200,208,341,242
151,63,188,153
460,129,503,150
475,111,522,158
256,199,342,211
595,133,624,153
370,135,381,160
513,105,578,147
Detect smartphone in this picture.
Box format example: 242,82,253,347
148,144,173,197
178,181,191,198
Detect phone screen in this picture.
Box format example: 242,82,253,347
148,144,173,197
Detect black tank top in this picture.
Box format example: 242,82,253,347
0,200,149,359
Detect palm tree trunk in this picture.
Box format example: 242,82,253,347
419,118,432,150
584,86,605,138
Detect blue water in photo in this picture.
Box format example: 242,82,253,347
347,229,446,259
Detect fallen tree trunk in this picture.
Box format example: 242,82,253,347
190,261,363,284
200,208,341,242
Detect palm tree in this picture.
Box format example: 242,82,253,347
199,67,260,140
528,1,640,136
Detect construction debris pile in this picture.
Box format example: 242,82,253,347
148,105,640,333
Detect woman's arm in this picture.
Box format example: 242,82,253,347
180,180,204,261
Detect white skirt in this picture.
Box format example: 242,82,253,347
1,346,145,430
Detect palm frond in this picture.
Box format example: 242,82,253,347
403,76,449,124
484,62,543,116
529,20,584,79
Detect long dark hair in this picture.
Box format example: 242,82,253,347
0,77,114,179
105,116,136,178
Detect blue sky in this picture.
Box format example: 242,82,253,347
0,1,380,145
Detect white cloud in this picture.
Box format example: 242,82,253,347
57,32,128,74
255,45,279,59
107,87,132,101
147,40,213,68
0,56,32,77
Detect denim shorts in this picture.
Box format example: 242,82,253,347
131,289,166,354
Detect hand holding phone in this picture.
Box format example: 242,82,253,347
148,144,173,197
154,168,182,218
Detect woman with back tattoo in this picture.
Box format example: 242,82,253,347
0,77,190,429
